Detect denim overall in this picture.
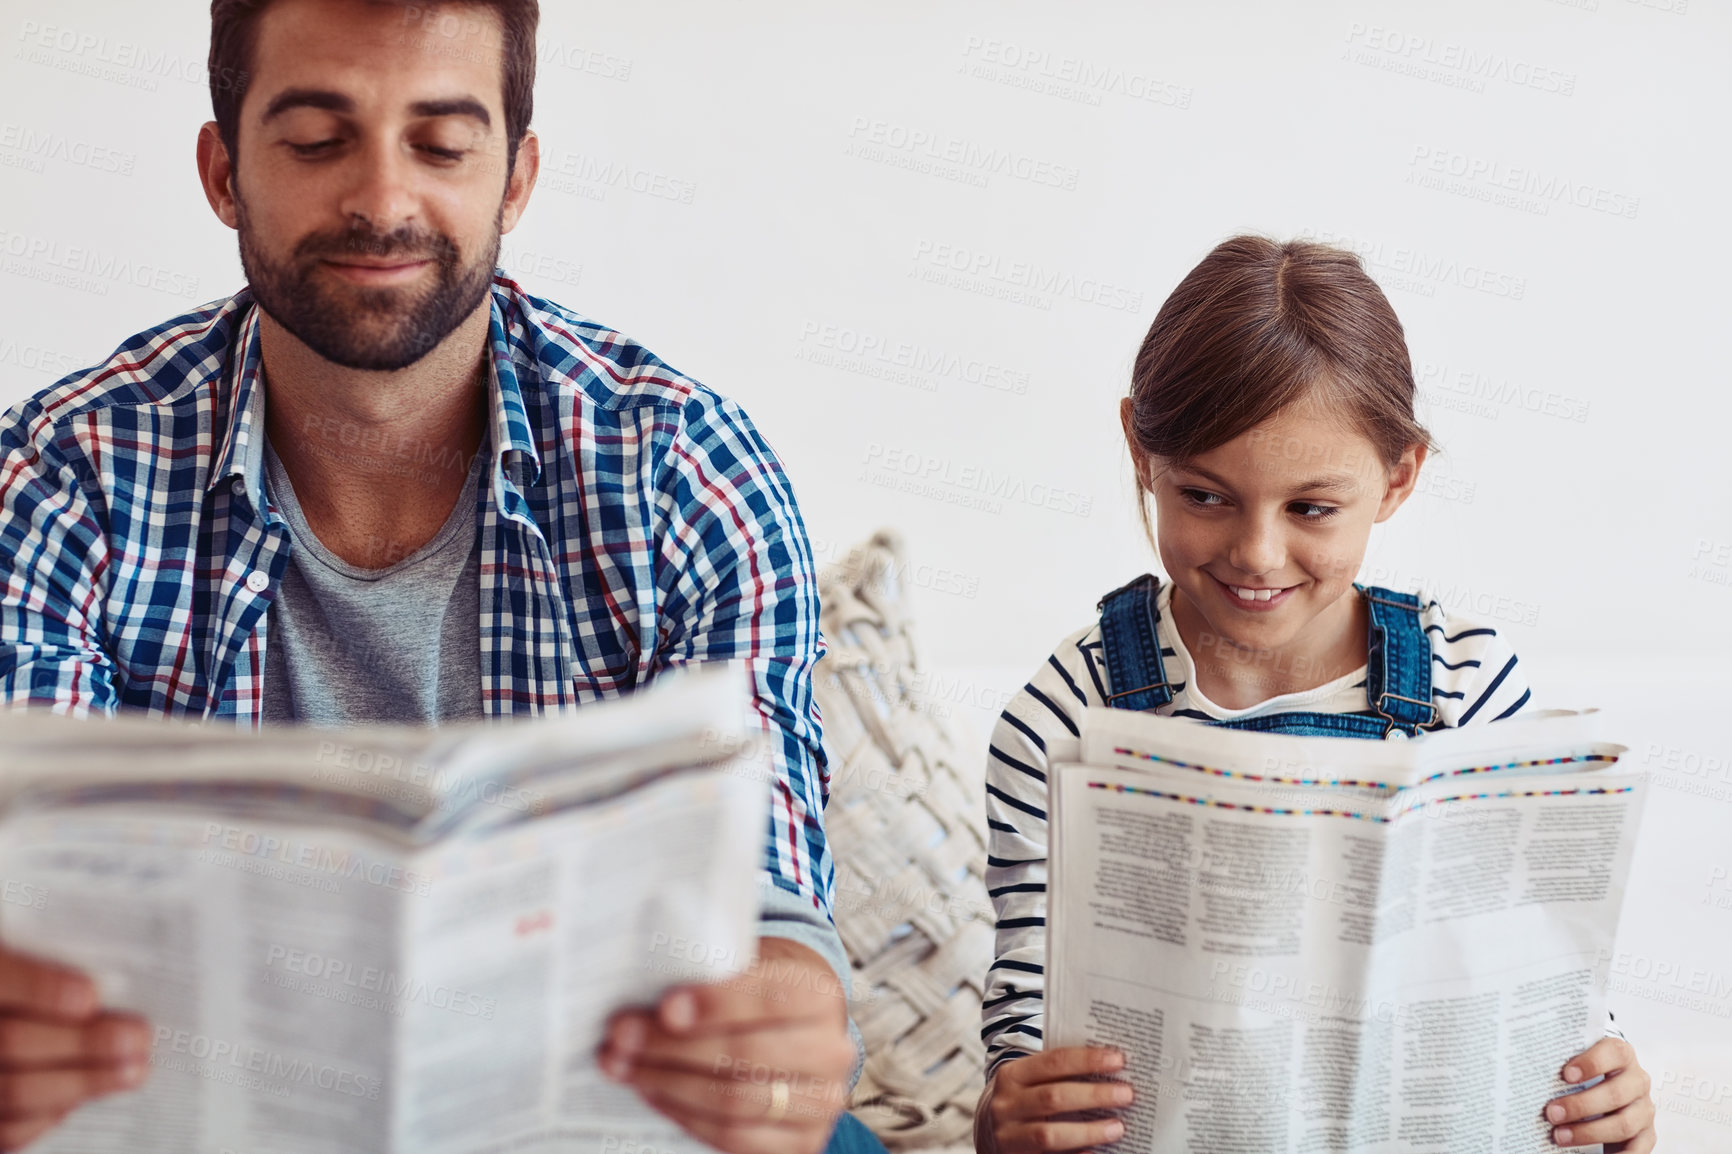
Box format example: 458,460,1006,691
1097,574,1439,738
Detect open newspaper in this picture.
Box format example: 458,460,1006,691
0,667,768,1154
1046,709,1644,1154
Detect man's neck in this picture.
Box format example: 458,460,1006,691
259,305,491,570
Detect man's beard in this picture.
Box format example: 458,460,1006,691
236,194,501,372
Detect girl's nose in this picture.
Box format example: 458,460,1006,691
1228,518,1285,577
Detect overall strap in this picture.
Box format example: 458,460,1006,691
1360,585,1438,736
1097,574,1175,711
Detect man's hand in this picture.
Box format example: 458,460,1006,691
1546,1037,1655,1152
600,937,856,1154
0,947,150,1150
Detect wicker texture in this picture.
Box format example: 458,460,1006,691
816,531,992,1153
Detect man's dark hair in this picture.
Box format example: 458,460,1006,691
208,0,538,171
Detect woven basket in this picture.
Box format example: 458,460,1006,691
815,531,992,1153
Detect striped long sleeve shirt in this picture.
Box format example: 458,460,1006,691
981,578,1533,1074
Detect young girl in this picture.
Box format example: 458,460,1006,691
976,237,1655,1154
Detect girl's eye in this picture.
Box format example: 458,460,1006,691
1290,502,1341,520
1179,488,1226,509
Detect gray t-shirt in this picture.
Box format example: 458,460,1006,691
260,439,485,726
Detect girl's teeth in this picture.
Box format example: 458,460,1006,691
1231,586,1279,602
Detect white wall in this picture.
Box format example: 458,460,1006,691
2,0,1728,1142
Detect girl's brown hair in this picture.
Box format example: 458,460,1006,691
1126,235,1433,529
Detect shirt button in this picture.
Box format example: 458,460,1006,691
232,479,246,497
245,571,270,594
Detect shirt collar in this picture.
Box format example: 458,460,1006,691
207,278,544,506
208,301,269,501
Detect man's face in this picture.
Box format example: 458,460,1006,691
230,0,517,370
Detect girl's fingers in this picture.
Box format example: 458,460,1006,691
1000,1047,1126,1088
1546,1064,1650,1124
1552,1093,1655,1149
992,1076,1134,1124
1610,1128,1658,1154
1001,1116,1126,1153
1560,1037,1635,1085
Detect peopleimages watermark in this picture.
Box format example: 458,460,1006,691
0,879,47,910
1413,360,1591,424
0,122,135,176
0,336,81,378
1301,228,1525,301
1688,538,1732,591
152,1028,383,1099
860,441,1093,518
957,35,1193,110
540,149,697,206
796,321,1030,398
845,116,1080,191
1341,22,1577,96
1407,146,1640,220
1356,565,1540,627
14,20,247,94
198,821,434,897
263,944,498,1019
0,229,203,300
909,239,1143,313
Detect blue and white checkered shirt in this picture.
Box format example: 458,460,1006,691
0,273,834,918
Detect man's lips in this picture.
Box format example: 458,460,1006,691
320,257,434,283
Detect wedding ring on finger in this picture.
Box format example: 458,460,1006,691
764,1078,790,1123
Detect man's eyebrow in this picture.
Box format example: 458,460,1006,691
409,98,491,127
262,88,355,122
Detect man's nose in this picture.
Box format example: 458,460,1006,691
337,139,419,235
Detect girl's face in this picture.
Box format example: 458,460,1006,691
1125,398,1425,667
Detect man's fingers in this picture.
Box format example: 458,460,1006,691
0,1062,146,1120
993,1075,1133,1125
0,1014,150,1069
634,1087,814,1154
0,1110,71,1153
605,1015,854,1087
999,1046,1126,1088
0,957,96,1022
1546,1065,1650,1124
622,1063,841,1129
999,1116,1126,1153
655,964,846,1035
1552,1092,1655,1148
1562,1036,1634,1085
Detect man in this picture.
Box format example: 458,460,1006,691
0,1,874,1151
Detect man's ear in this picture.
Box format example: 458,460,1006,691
500,129,539,235
196,122,240,231
1120,396,1152,490
1374,442,1429,522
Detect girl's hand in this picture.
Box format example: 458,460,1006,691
981,1046,1133,1153
1545,1037,1655,1151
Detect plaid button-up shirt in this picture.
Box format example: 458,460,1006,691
0,274,833,916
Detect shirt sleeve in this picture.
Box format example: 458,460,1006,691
650,391,833,920
0,404,118,714
1420,598,1533,728
981,634,1095,1078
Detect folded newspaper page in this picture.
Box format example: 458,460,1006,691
0,667,767,1154
1046,709,1644,1154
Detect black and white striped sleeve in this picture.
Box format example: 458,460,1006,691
981,630,1098,1076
